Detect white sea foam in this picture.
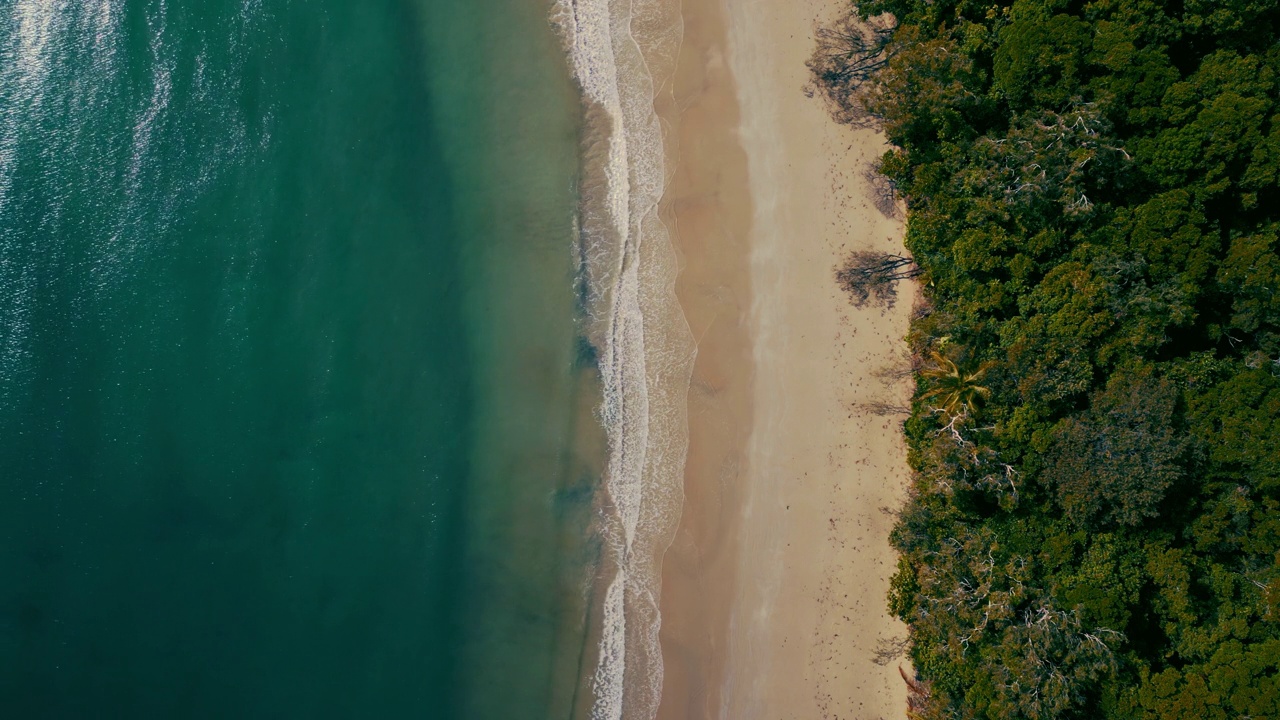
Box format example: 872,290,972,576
554,0,692,718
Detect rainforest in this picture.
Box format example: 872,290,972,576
815,0,1280,717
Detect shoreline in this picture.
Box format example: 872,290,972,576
555,1,695,718
657,0,916,717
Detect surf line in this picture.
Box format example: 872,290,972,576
555,0,693,718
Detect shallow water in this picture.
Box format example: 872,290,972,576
0,1,591,717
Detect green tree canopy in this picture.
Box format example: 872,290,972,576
813,0,1280,715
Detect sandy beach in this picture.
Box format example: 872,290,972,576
656,0,916,717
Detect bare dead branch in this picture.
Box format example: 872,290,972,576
807,12,897,126
837,251,922,308
873,636,911,666
865,165,902,218
853,400,912,416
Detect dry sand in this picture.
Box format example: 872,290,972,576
655,0,917,717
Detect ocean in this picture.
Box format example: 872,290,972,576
0,0,608,717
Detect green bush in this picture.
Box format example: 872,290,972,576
818,0,1280,716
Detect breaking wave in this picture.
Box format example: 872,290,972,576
553,0,692,718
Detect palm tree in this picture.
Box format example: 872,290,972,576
920,350,992,417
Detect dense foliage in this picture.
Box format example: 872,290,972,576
827,1,1280,717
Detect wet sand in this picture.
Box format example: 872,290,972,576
656,0,916,717
653,0,753,714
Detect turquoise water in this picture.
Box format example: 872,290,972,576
0,1,594,717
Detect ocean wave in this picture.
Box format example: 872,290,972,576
553,0,692,718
